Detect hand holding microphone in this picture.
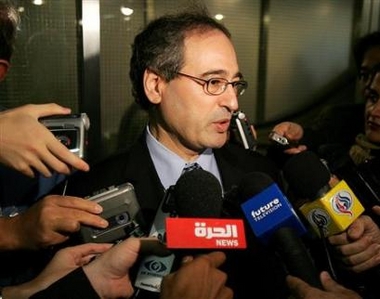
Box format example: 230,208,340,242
270,121,307,154
283,151,380,297
237,171,322,288
283,151,365,239
328,214,380,273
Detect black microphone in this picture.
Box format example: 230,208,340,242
135,168,247,293
282,151,375,293
335,158,380,211
166,168,246,251
237,171,322,288
173,168,223,217
283,151,365,238
134,185,176,293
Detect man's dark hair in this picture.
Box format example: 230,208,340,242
129,6,231,111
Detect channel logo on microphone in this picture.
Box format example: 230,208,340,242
240,183,307,244
300,180,365,236
166,218,246,249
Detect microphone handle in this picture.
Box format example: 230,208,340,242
271,227,323,289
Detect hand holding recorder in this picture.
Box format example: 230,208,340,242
0,103,89,178
270,121,307,154
0,194,108,250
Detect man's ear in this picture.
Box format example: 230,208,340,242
143,69,165,105
0,60,10,81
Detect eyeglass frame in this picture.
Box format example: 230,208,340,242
175,72,248,97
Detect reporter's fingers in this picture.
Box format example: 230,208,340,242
372,205,380,216
198,251,226,268
181,255,194,264
60,243,113,265
39,196,107,231
45,139,89,172
49,213,107,235
180,252,226,267
319,271,348,292
271,123,288,135
217,286,234,299
29,103,71,119
283,145,307,155
13,161,40,178
18,167,35,178
349,253,380,273
69,242,113,256
51,195,103,214
328,231,351,246
139,238,172,257
286,274,311,297
25,154,53,177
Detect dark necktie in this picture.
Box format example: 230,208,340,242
181,162,201,175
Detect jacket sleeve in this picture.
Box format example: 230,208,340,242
29,268,100,299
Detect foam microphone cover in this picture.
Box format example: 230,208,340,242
283,151,331,200
173,168,223,218
237,171,273,200
222,173,273,218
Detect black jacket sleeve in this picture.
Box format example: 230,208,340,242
29,268,100,299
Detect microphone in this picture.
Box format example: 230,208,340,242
134,186,176,293
283,151,365,238
166,168,246,249
230,110,257,151
238,171,322,288
335,158,380,211
173,167,224,217
135,168,246,293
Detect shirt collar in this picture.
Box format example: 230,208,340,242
145,125,221,189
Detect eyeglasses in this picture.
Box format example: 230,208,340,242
176,72,248,96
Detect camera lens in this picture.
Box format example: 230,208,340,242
115,212,130,225
50,128,77,150
56,135,72,147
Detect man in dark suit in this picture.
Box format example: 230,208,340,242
60,6,291,299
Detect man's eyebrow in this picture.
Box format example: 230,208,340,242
201,70,244,79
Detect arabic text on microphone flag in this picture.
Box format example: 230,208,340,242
166,217,247,249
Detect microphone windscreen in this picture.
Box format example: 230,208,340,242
173,168,222,218
237,172,273,200
283,151,331,199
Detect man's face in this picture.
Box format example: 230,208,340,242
154,29,242,158
364,71,380,144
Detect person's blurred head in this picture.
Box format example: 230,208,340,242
129,6,247,158
0,1,19,80
353,31,380,96
364,70,380,144
0,1,19,60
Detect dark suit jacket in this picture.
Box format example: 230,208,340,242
58,132,290,299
